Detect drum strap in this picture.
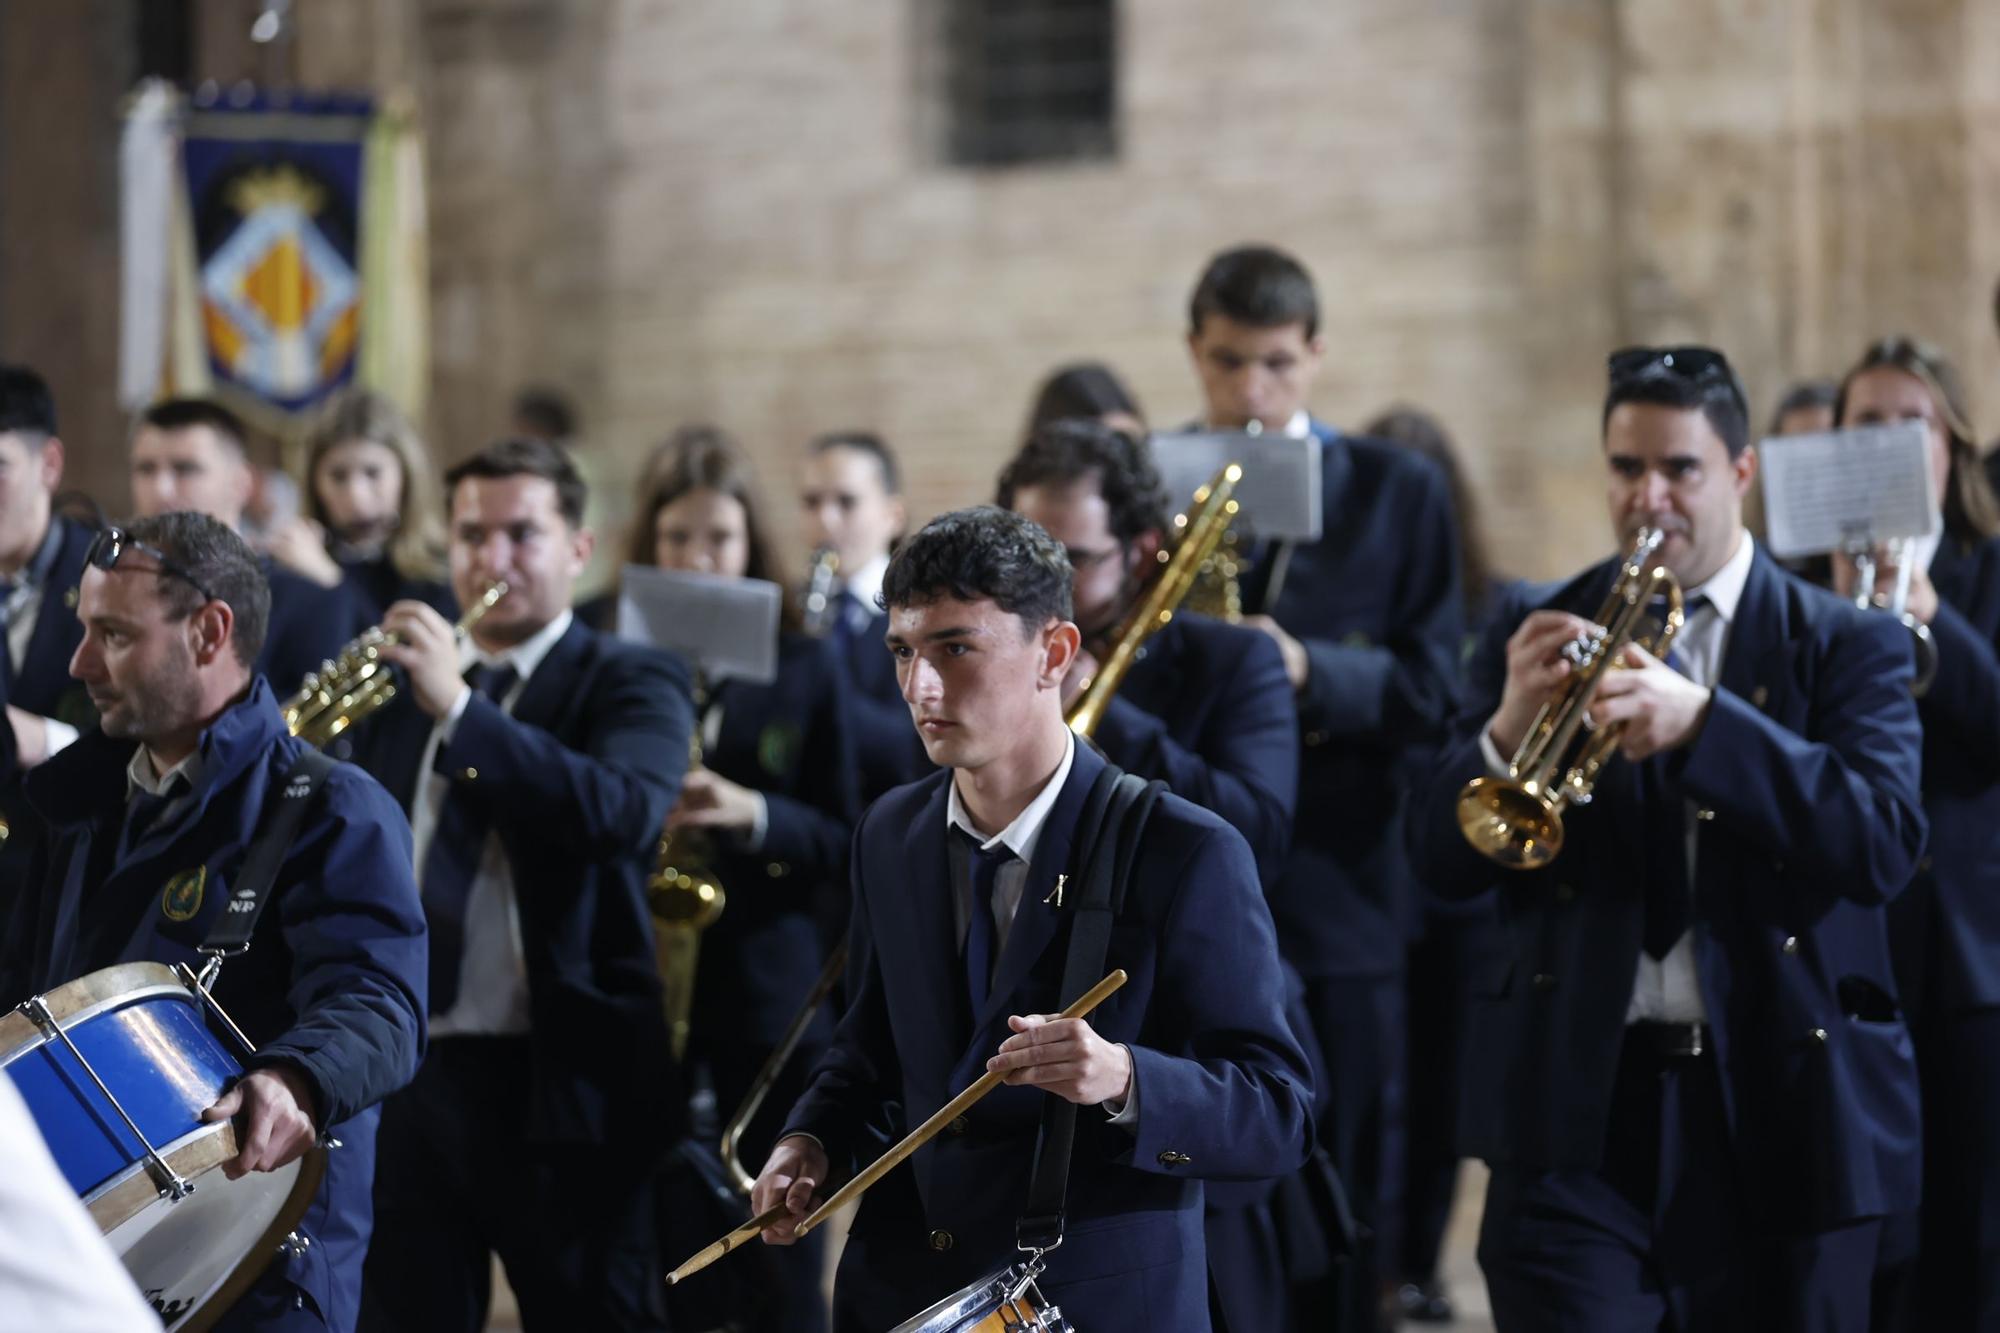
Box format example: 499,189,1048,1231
1016,763,1163,1255
200,748,338,960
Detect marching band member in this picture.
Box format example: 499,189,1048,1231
1025,362,1149,440
799,429,925,797
751,505,1313,1331
1182,243,1465,1326
349,438,692,1332
128,399,366,698
643,429,858,1333
1831,337,2000,1329
0,511,429,1332
264,388,456,622
1409,345,1926,1330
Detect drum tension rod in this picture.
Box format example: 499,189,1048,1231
22,994,193,1202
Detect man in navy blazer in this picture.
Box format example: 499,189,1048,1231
348,439,693,1332
0,365,99,889
0,511,428,1332
751,506,1313,1332
799,430,929,797
129,399,365,699
1408,346,1927,1330
1180,244,1464,1323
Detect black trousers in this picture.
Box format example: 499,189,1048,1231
356,1037,669,1333
1479,1025,1881,1333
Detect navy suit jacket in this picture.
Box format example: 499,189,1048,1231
1241,423,1463,976
835,604,932,798
784,739,1314,1330
1409,546,1928,1229
694,632,859,1046
0,678,429,1331
259,559,369,699
346,616,694,1145
1895,534,2000,1015
0,516,96,889
1090,611,1297,885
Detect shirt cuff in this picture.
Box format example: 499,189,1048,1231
1102,1044,1139,1126
1478,723,1512,778
41,716,80,758
735,791,770,852
438,684,473,744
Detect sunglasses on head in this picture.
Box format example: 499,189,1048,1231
1607,344,1749,419
84,526,220,604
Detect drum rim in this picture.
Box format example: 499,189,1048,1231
888,1261,1045,1332
0,962,189,1066
107,1129,328,1333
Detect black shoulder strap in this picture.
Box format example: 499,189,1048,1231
1016,767,1164,1253
201,748,336,958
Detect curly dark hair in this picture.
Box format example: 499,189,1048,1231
995,418,1169,545
124,512,270,668
881,506,1072,633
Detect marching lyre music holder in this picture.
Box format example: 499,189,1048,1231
665,968,1130,1287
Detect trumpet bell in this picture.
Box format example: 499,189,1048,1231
1456,776,1565,870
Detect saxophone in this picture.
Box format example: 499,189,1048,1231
650,687,727,1063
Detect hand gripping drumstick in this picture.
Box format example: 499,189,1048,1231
666,968,1128,1285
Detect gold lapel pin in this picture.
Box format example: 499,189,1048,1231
1751,685,1769,709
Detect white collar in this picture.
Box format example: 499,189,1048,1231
461,607,573,686
1683,530,1756,625
945,729,1076,865
842,552,891,615
127,745,201,799
1201,408,1314,440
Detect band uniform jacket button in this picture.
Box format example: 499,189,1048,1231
1918,856,1934,873
1554,883,1576,904
456,767,477,782
1694,807,1716,822
928,1229,953,1252
946,1115,970,1137
766,862,789,879
1532,972,1557,992
1751,685,1770,710
1157,1150,1191,1168
1811,1027,1828,1043
1782,936,1799,955
1304,730,1328,748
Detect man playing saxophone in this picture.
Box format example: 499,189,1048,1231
1408,345,1927,1331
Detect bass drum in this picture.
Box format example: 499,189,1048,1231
890,1261,1073,1333
0,962,324,1330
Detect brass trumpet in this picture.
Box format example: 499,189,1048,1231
1456,527,1683,869
284,582,508,747
1846,539,1937,698
1067,462,1243,736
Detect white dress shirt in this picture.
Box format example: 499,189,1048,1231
414,609,573,1037
840,552,890,629
1481,531,1757,1024
6,519,80,757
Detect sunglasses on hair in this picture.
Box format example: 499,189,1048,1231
84,525,220,603
1607,345,1749,418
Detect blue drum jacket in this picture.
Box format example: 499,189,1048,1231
0,677,429,1331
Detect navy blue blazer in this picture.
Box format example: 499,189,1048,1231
785,739,1314,1330
0,678,429,1331
694,632,859,1047
345,615,695,1145
1895,534,2000,1015
1409,546,1928,1229
259,559,370,699
0,516,96,886
1090,611,1297,885
835,604,932,798
1240,423,1464,976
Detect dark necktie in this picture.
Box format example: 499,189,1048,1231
0,576,16,698
1639,595,1707,959
421,662,518,1014
121,774,187,859
959,829,1016,1018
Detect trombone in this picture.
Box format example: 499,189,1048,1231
1456,527,1683,869
285,582,508,747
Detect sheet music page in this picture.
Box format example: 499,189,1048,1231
1150,431,1323,540
1758,420,1940,558
615,564,782,684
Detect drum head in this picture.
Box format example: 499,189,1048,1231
94,1122,326,1332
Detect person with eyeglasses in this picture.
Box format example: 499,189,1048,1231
1825,338,2000,1330
1406,345,1927,1330
0,510,428,1332
128,398,367,700
1176,243,1465,1330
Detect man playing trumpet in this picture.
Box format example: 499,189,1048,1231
1409,346,1927,1331
751,506,1313,1330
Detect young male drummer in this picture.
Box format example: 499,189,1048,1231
0,511,429,1332
752,505,1314,1330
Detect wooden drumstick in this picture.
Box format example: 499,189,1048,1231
794,968,1128,1239
666,1203,791,1285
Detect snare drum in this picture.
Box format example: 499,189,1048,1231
891,1260,1073,1333
0,962,324,1332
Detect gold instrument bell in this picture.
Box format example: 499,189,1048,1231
1456,527,1683,869
284,582,508,747
1066,462,1242,737
650,686,726,1064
